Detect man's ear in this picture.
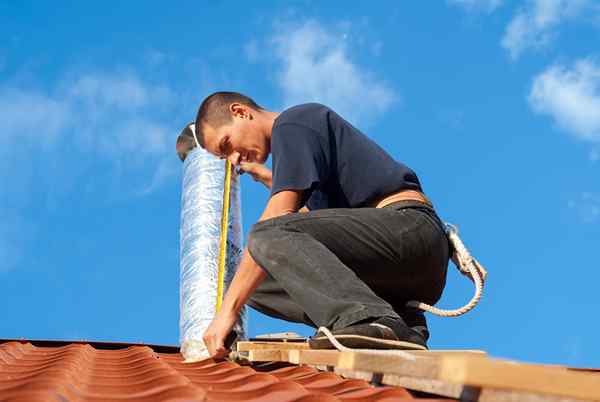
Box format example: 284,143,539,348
230,103,250,119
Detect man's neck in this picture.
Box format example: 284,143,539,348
259,110,280,141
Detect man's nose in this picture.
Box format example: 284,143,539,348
227,152,241,166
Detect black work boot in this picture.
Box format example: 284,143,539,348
309,316,428,350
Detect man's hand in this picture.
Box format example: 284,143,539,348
202,309,239,359
201,190,303,359
238,162,272,189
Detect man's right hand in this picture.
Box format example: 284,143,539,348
238,162,272,189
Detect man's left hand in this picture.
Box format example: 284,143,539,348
203,309,238,359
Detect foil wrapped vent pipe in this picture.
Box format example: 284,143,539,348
178,129,246,362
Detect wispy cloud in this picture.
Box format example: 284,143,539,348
0,89,70,147
0,67,184,273
528,58,600,142
0,70,179,192
568,192,600,223
501,0,592,60
447,0,503,13
269,20,396,125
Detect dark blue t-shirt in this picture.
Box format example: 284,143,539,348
270,103,423,210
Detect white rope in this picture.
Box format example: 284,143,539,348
316,326,417,361
406,222,488,317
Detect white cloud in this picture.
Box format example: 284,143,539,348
67,74,151,109
568,192,600,223
528,58,600,142
271,21,396,125
447,0,503,13
0,69,183,273
501,0,592,60
138,157,179,196
0,89,70,147
0,70,178,191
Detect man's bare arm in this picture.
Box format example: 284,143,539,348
239,162,309,213
238,162,272,189
218,189,303,314
203,189,304,357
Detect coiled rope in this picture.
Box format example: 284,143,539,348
313,226,486,358
315,326,417,361
406,223,488,317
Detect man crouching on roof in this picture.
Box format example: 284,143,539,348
176,91,451,359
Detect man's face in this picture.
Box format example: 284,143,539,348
203,105,270,166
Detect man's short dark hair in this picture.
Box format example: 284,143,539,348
193,91,263,148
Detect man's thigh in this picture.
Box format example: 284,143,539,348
252,207,411,275
251,206,448,303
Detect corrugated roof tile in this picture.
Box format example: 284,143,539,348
0,339,453,402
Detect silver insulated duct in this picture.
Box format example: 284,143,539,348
178,126,246,362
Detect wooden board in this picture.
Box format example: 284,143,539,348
241,341,600,402
251,332,306,341
334,369,589,402
288,349,340,366
237,341,310,351
238,341,484,355
247,349,289,362
438,355,600,401
340,352,600,401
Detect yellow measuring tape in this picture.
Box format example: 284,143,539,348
216,160,232,312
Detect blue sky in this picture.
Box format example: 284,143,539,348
1,1,599,368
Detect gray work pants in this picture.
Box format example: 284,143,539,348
246,200,451,340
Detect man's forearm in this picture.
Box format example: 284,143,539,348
220,247,266,315
219,189,303,317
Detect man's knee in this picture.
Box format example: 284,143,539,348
248,221,299,275
247,222,276,265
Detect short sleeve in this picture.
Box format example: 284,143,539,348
270,123,328,205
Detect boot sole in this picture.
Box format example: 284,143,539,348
309,334,428,350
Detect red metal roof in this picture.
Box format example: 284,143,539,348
0,339,453,401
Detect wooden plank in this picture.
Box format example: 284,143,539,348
341,351,600,401
322,367,589,402
380,373,464,398
252,332,304,340
439,355,600,401
337,349,442,378
475,387,592,402
334,368,590,402
332,368,375,382
247,349,288,362
288,349,340,366
245,347,340,367
242,341,600,401
237,341,309,351
239,341,484,355
404,349,487,357
242,339,485,356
